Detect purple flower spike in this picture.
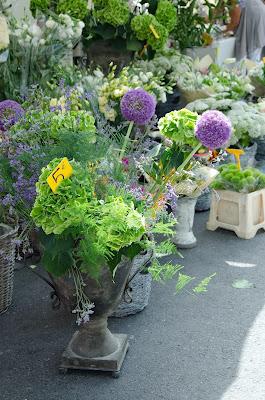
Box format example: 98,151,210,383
0,100,24,131
195,110,232,149
120,88,156,125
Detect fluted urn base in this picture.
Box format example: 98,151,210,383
60,326,129,378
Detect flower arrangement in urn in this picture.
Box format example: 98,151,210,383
21,86,214,376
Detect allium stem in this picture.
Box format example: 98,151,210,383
177,142,202,172
119,121,134,161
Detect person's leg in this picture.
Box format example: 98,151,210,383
248,47,262,62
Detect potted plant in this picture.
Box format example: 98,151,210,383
156,108,231,248
208,163,265,239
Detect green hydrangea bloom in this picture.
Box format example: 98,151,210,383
57,0,88,20
155,0,177,32
131,14,169,50
131,14,156,41
158,109,199,147
31,158,94,235
95,0,130,27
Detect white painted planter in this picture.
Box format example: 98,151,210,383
185,37,236,66
172,197,197,248
207,189,265,239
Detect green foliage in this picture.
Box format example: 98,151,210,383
155,239,179,258
30,158,94,235
212,164,265,193
158,109,199,147
175,273,195,294
30,0,51,16
40,232,74,276
149,260,183,282
94,0,130,27
173,0,208,50
193,273,216,293
49,111,96,139
56,0,88,20
155,0,177,32
151,219,176,236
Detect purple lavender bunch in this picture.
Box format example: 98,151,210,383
120,89,156,125
195,110,232,149
0,100,24,131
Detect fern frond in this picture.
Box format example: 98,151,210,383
192,273,216,294
175,273,195,294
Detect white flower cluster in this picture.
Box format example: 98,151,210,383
187,97,265,145
0,15,9,51
11,14,84,48
128,0,149,15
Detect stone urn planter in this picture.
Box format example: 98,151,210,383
172,197,197,248
207,189,265,239
55,257,133,377
0,224,18,314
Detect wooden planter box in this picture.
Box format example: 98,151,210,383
207,189,265,239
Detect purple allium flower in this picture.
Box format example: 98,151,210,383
120,89,156,125
195,110,232,149
0,100,24,131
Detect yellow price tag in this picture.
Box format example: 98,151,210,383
47,158,73,193
226,148,245,170
149,24,160,39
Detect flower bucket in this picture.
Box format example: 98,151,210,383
85,39,133,73
172,197,197,248
0,224,18,314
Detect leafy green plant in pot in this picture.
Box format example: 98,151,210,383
208,163,265,239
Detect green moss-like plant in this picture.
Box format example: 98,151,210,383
56,0,88,20
158,109,199,147
155,0,177,32
212,164,265,193
94,0,130,27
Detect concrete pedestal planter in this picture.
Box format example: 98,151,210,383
55,258,133,377
172,197,197,248
207,189,265,239
111,250,153,318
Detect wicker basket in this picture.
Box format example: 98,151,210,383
0,224,18,314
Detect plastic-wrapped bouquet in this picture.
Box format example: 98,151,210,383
0,13,84,99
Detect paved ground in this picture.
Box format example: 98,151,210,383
1,212,265,400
